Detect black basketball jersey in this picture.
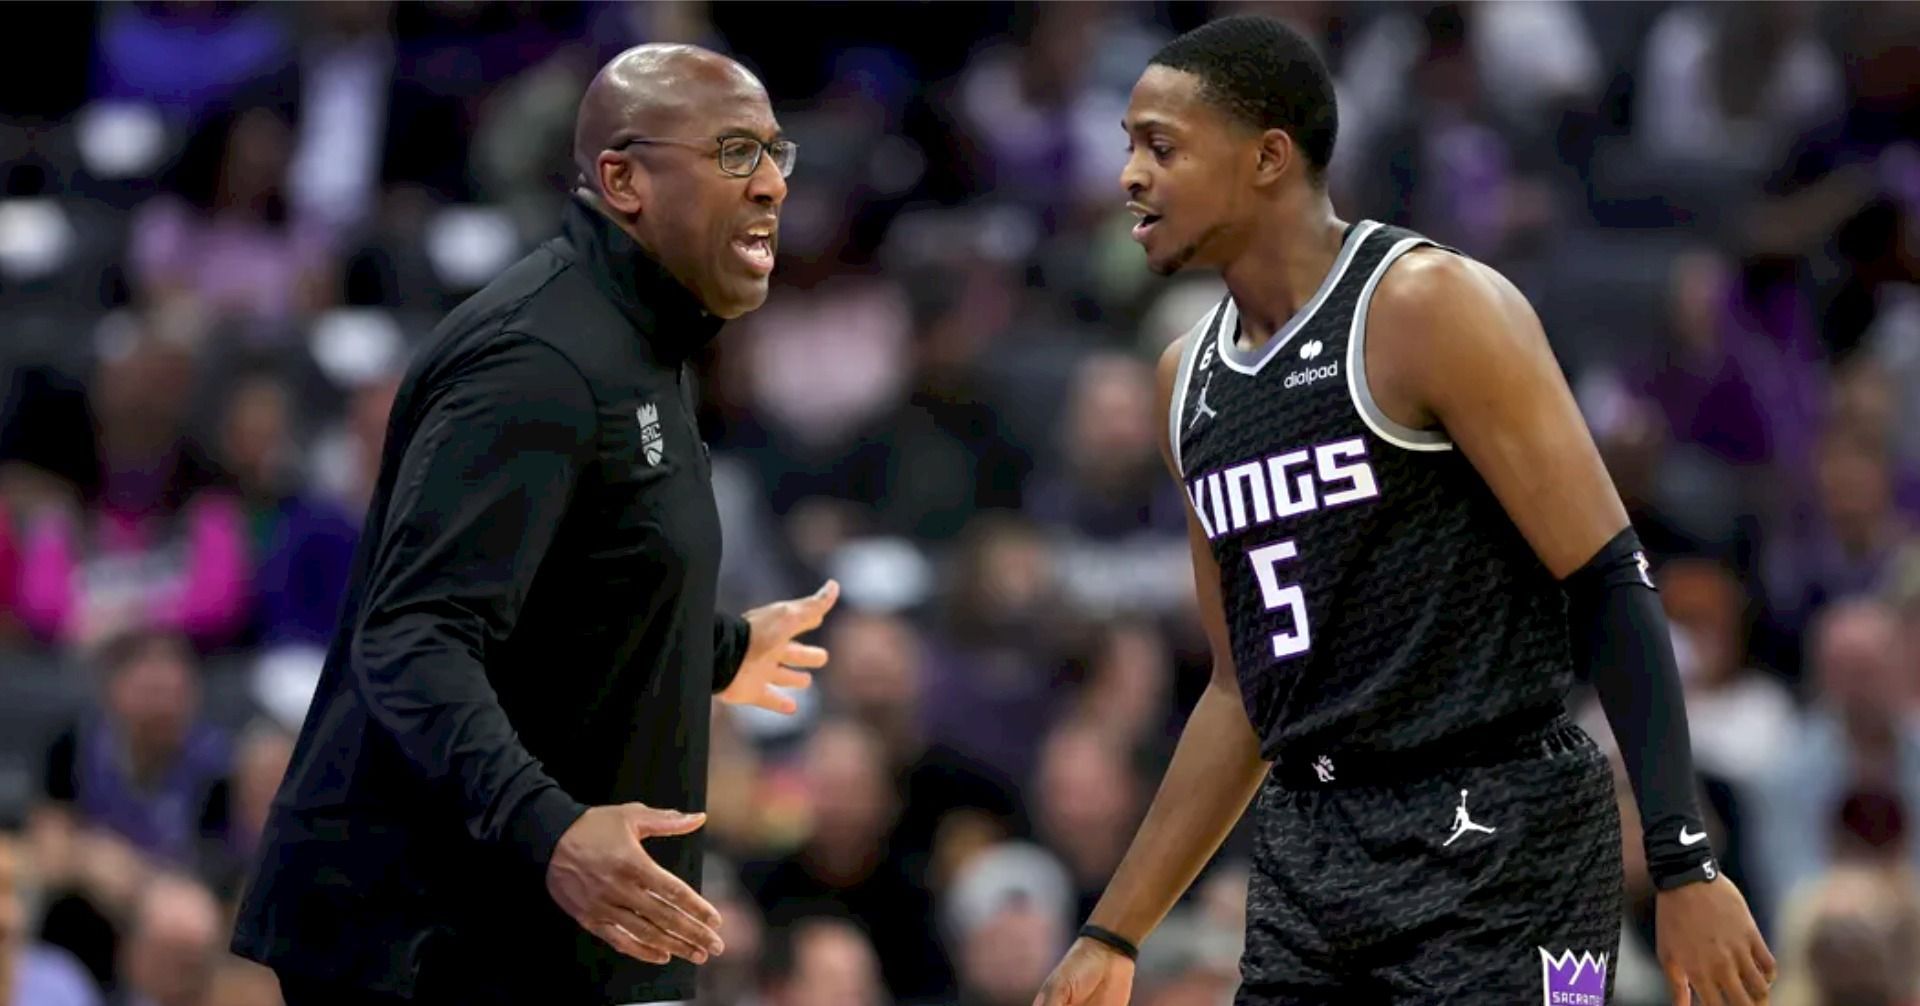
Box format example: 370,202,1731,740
1170,221,1571,762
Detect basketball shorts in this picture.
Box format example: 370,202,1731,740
1236,713,1623,1005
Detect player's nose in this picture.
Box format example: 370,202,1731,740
1119,152,1148,200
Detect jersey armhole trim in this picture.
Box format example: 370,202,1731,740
1169,299,1228,477
1347,238,1455,453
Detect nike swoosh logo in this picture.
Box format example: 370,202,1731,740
1679,827,1707,846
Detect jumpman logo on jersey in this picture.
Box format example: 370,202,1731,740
1443,789,1496,846
1191,374,1220,428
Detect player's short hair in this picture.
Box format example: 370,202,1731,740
1148,14,1338,181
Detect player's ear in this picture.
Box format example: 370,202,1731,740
1254,128,1294,188
597,151,652,216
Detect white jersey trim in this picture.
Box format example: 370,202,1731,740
1347,237,1454,452
1216,220,1381,376
1168,299,1226,478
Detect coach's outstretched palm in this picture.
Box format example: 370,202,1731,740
1033,938,1135,1006
547,805,726,967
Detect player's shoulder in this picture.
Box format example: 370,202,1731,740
1371,245,1538,347
1374,245,1516,312
1157,294,1231,375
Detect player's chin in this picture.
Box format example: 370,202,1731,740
1144,244,1196,277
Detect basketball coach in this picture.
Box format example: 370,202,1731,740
231,44,837,1006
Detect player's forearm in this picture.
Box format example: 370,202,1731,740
1085,674,1270,943
1565,527,1715,889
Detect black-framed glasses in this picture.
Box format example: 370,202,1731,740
609,134,798,178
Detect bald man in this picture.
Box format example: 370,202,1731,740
231,45,838,1006
121,874,223,1006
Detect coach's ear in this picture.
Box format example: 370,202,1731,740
1253,127,1295,189
596,150,652,217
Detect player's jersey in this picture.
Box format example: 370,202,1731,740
1169,221,1571,763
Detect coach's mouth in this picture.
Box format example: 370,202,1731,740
732,222,776,276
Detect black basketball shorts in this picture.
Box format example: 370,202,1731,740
1235,716,1623,1005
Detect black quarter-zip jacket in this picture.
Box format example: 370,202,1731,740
232,196,752,1005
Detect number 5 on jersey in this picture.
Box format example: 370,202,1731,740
1248,540,1311,659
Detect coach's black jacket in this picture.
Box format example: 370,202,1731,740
232,196,752,1005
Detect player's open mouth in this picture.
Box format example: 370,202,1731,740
1128,202,1162,241
733,226,775,275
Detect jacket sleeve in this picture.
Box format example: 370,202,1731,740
347,332,594,881
712,612,752,693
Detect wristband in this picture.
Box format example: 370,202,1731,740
1644,816,1718,890
1078,924,1139,960
1652,853,1720,891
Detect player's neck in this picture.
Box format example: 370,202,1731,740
1220,199,1348,347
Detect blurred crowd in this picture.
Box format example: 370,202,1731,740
0,2,1916,1005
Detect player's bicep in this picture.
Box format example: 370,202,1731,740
1405,260,1627,577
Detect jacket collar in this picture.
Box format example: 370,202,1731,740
561,193,725,361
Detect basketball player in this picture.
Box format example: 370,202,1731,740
1034,15,1774,1006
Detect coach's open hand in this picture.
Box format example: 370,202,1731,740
1033,936,1136,1006
719,580,839,714
547,805,726,966
1657,876,1775,1005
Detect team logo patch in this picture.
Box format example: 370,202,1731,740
637,403,664,466
1539,948,1607,1005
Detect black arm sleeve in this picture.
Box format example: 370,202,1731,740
1563,526,1719,889
348,333,594,881
712,612,752,693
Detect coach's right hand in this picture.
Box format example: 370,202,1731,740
546,804,726,967
1033,937,1136,1006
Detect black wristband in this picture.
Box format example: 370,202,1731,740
1652,852,1720,891
1078,924,1139,960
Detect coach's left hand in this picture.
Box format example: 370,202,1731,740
720,580,839,714
1657,875,1775,1006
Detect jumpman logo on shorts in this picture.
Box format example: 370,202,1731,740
1443,789,1496,846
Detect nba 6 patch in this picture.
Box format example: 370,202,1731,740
1539,948,1606,1005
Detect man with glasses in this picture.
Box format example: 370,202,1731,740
231,44,837,1006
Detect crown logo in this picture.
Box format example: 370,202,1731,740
1539,948,1607,1005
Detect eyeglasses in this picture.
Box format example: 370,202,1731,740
609,134,798,179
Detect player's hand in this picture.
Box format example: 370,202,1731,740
719,580,838,714
546,804,725,967
1656,875,1775,1005
1033,937,1136,1006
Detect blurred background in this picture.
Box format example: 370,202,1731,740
0,1,1915,1005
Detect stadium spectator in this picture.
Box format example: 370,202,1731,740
757,916,888,1006
1030,719,1144,923
130,105,334,327
743,719,949,1002
0,829,102,1006
1754,601,1920,915
211,368,356,649
116,873,224,1006
941,842,1074,1006
35,629,232,873
825,608,1026,891
14,319,248,653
